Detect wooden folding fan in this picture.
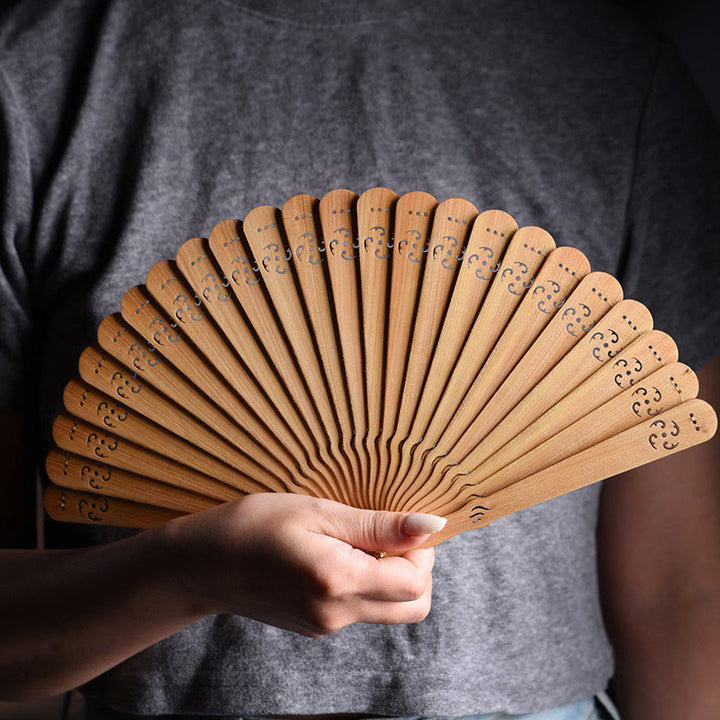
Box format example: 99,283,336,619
43,187,718,547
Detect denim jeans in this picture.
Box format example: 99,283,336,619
377,694,613,720
83,694,620,720
360,694,620,720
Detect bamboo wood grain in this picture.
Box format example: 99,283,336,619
208,218,346,493
428,398,717,545
62,378,269,498
77,346,280,492
241,204,352,498
356,187,402,507
397,237,575,503
409,226,556,468
52,414,241,502
96,314,288,490
44,188,719,540
145,260,318,484
375,191,437,509
405,300,657,512
446,329,678,508
443,360,699,511
318,189,369,504
392,210,517,493
281,194,361,494
396,271,622,511
381,198,478,509
175,236,335,492
380,191,438,429
46,450,220,513
44,485,186,528
436,246,591,457
119,286,301,489
395,268,617,510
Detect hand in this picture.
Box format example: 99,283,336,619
161,493,444,637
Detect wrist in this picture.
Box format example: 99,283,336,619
140,515,213,622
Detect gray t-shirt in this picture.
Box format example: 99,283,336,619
1,0,719,716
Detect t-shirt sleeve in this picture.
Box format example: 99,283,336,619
619,41,720,371
0,66,34,411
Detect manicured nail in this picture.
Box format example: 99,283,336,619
403,513,447,536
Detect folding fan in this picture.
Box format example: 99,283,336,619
43,187,717,547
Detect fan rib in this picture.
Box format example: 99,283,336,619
208,219,347,495
46,450,219,514
42,188,718,541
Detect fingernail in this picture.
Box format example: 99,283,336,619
403,513,447,536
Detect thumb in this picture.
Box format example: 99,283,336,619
325,505,447,553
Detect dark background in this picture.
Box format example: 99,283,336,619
625,0,720,123
0,0,718,719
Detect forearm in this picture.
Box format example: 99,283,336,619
599,355,720,718
0,494,439,701
610,591,720,718
0,524,203,700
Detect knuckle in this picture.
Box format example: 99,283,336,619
306,563,344,601
409,595,432,623
322,620,345,636
363,510,401,549
397,572,427,601
360,513,384,549
307,605,345,636
340,560,362,591
407,573,427,600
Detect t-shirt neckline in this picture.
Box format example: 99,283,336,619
229,0,426,27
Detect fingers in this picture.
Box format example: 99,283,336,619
308,501,441,604
300,544,435,631
177,494,441,637
352,547,435,602
358,574,433,627
298,501,440,630
303,539,434,600
355,549,434,624
317,502,447,554
299,555,434,636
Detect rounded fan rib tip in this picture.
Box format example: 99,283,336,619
43,187,717,544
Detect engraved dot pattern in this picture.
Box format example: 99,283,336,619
42,188,716,540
